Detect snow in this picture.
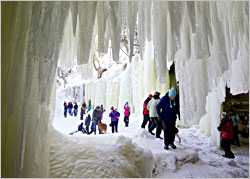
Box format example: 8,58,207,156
2,1,249,178
51,81,249,178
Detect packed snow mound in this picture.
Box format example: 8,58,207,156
49,129,154,178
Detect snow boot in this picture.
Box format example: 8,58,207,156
164,145,169,150
170,143,176,149
149,131,155,135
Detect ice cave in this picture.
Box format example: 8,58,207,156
2,1,249,178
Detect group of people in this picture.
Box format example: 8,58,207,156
68,101,131,135
66,87,241,159
64,101,78,117
217,109,241,159
141,87,181,150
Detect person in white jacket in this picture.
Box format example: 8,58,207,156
147,91,162,139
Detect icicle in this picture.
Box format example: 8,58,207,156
77,2,97,65
108,1,123,61
97,1,109,53
194,2,212,60
127,1,138,62
70,1,78,37
152,1,168,84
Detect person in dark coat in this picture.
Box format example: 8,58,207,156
92,106,102,135
73,103,78,116
85,114,91,134
217,112,235,158
141,94,153,131
68,102,73,116
156,87,180,150
109,106,120,133
64,101,68,117
80,103,87,120
228,109,240,146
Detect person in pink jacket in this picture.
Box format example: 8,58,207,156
124,102,130,127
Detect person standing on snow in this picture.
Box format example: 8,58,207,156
124,102,130,127
217,112,235,158
63,101,68,117
73,103,78,116
68,102,73,116
85,114,91,134
228,109,240,146
80,103,87,120
92,106,102,135
109,106,120,133
141,94,153,131
156,87,180,150
147,91,162,139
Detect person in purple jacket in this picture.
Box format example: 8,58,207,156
109,106,120,133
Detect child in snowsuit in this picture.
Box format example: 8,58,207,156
124,102,130,127
217,112,235,159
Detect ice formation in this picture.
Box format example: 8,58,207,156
2,1,248,177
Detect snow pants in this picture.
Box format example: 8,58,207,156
64,109,67,117
149,117,162,137
141,114,150,131
162,121,176,146
111,121,118,133
221,138,235,158
124,116,129,127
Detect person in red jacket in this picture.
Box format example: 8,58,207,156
141,94,153,132
217,112,235,159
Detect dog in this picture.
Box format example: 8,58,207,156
98,120,107,134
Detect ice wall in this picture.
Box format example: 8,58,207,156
2,1,249,177
2,2,69,177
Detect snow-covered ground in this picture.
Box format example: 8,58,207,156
50,83,249,178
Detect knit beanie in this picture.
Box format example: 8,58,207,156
168,87,176,108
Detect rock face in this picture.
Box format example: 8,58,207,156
1,1,249,178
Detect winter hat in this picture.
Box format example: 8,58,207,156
168,87,176,97
96,106,100,109
111,106,114,110
168,87,176,108
125,102,128,105
149,94,153,98
154,91,160,96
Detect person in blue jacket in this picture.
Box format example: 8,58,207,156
156,87,180,150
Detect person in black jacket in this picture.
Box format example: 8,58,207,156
73,103,78,116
